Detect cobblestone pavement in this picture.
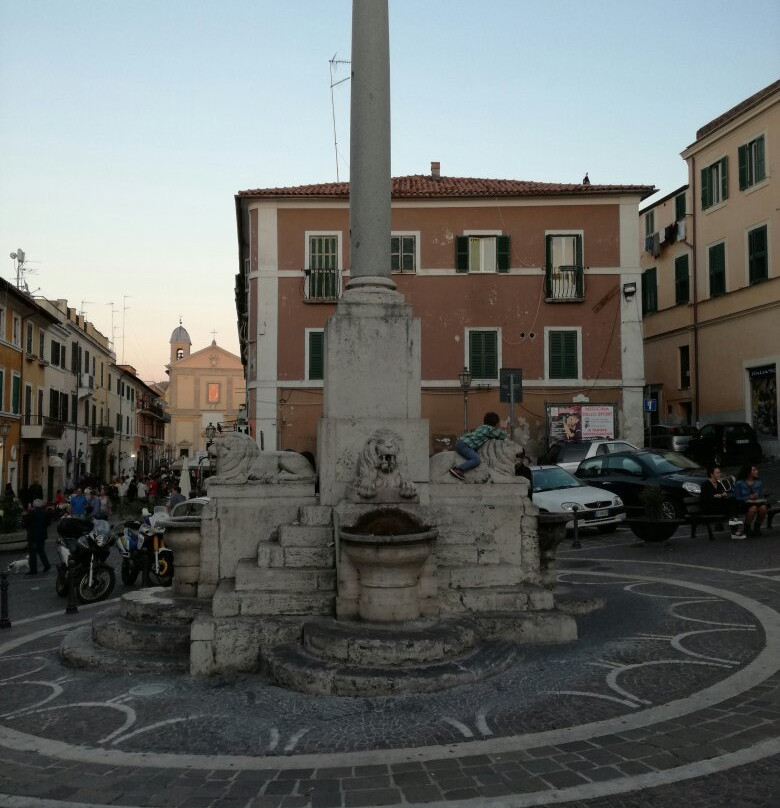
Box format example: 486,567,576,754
1,490,780,807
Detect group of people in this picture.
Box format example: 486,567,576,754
701,463,769,537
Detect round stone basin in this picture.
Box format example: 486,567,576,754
340,509,437,623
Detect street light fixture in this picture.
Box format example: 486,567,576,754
458,367,472,433
205,422,217,447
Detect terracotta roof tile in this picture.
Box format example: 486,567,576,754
237,175,654,200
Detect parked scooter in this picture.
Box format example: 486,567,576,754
55,516,116,603
116,520,174,587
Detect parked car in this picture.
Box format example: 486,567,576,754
685,422,763,467
644,423,699,453
170,496,210,518
539,439,640,473
574,450,715,542
529,465,625,533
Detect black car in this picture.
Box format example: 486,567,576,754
685,421,763,467
575,450,711,542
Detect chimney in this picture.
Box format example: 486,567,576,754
431,161,440,179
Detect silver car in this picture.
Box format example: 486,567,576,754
540,439,640,473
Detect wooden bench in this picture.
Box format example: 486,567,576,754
686,513,729,541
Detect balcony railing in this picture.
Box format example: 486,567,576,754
304,268,341,302
98,425,115,440
544,265,584,302
21,414,67,440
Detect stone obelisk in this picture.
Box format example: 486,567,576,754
317,0,429,506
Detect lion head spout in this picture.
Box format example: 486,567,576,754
354,429,417,500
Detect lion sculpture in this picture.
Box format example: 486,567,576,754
429,437,525,483
206,432,316,487
354,429,417,500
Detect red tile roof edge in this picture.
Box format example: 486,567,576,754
237,175,655,200
695,79,780,141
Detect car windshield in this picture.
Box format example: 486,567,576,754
643,451,701,475
532,467,583,492
559,443,590,461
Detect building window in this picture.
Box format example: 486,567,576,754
644,211,655,238
641,268,658,314
25,323,33,354
176,348,184,360
738,136,766,190
11,374,20,415
674,254,690,305
701,157,728,210
708,242,726,297
308,234,339,270
748,225,768,285
306,233,341,299
456,235,510,273
679,345,690,389
0,307,5,340
307,330,324,381
546,329,579,380
675,192,686,221
0,370,4,410
12,316,20,347
38,330,45,359
49,389,59,419
207,383,220,404
390,234,417,273
467,329,499,380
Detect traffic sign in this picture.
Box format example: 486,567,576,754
499,368,523,403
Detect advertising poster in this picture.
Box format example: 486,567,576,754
547,404,616,442
750,365,777,438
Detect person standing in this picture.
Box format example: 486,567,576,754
136,477,148,507
69,487,87,517
167,485,185,512
24,499,50,575
147,476,158,509
117,477,128,516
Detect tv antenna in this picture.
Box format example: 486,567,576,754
329,54,351,182
79,300,94,319
9,248,37,292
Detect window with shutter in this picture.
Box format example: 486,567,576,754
11,375,20,414
748,225,768,285
468,330,499,380
675,193,686,222
708,242,726,297
679,345,690,389
390,235,417,273
739,136,766,190
674,254,690,304
548,330,579,380
308,331,324,380
455,235,509,273
701,157,728,209
641,268,658,314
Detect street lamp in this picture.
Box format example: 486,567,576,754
205,422,217,448
458,367,472,433
0,420,10,491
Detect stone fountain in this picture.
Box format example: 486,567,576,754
60,0,579,694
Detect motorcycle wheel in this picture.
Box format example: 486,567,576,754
55,570,69,597
77,566,116,604
153,551,174,587
121,559,139,586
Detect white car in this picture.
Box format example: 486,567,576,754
170,497,210,518
529,465,625,533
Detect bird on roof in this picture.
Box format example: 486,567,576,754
582,173,590,185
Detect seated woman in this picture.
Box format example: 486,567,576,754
699,465,736,529
734,464,768,536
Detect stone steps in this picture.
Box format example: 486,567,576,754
262,640,519,697
59,588,203,674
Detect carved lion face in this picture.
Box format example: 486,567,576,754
372,432,399,474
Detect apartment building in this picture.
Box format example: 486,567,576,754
235,167,654,455
640,80,779,458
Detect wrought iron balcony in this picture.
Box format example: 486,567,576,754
21,414,66,440
98,425,115,440
303,268,341,302
544,264,585,302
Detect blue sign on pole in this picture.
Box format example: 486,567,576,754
643,398,657,412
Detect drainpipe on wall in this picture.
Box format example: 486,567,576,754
690,156,700,424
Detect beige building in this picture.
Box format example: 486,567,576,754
163,323,244,465
640,79,779,458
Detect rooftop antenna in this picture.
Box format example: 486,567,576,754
121,295,131,364
79,300,94,319
107,301,119,352
10,248,27,290
329,54,351,182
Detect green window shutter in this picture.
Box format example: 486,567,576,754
738,145,748,190
721,156,728,200
675,254,690,304
456,236,469,273
468,331,498,379
308,332,324,380
755,136,766,182
642,268,657,315
749,226,768,284
675,193,686,221
390,236,400,272
709,243,726,297
700,167,711,209
549,331,578,380
496,236,510,273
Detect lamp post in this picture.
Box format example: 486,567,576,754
0,420,10,491
458,367,472,434
205,422,216,449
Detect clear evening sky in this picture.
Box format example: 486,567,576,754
1,1,778,381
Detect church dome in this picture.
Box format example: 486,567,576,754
170,323,192,345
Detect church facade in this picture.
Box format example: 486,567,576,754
163,323,245,464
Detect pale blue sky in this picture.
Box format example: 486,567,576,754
1,0,778,380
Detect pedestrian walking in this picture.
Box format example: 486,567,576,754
23,498,50,576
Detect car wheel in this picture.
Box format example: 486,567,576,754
630,522,678,542
659,498,682,520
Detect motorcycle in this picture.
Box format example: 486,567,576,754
55,516,116,603
116,520,174,587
